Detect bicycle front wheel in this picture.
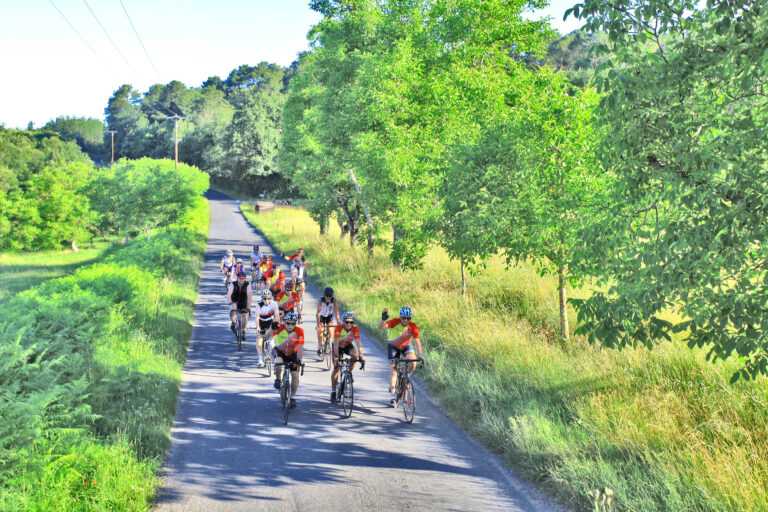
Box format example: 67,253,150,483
236,318,243,352
281,377,290,425
403,379,415,423
324,341,332,370
341,372,354,418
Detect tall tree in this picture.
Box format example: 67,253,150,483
569,0,768,379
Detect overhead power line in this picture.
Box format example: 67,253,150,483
82,0,137,75
119,0,162,82
49,0,112,72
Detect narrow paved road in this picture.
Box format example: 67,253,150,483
155,191,565,512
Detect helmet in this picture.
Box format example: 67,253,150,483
343,311,355,321
226,249,233,256
236,270,246,277
236,258,243,264
273,263,280,270
298,247,303,252
324,287,334,297
284,312,299,323
285,280,294,290
267,254,272,260
253,245,259,250
399,306,412,319
261,289,272,299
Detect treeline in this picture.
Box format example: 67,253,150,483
0,126,208,252
278,0,768,380
103,62,292,196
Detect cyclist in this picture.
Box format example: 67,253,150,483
330,312,365,402
254,289,279,367
227,270,253,340
276,280,301,321
233,258,247,276
378,306,423,406
220,249,235,283
265,311,304,409
269,263,286,294
290,256,311,305
250,245,264,267
283,247,304,262
316,287,341,357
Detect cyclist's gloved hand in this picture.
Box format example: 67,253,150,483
360,358,366,370
271,321,280,330
280,252,285,257
381,309,389,321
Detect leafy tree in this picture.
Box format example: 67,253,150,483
569,0,768,379
43,116,107,161
105,84,147,159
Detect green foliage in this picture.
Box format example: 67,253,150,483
87,158,209,239
569,0,768,378
0,179,208,510
43,116,107,161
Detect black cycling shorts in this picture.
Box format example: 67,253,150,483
388,343,415,362
259,318,273,331
275,349,300,366
320,314,333,325
338,343,356,356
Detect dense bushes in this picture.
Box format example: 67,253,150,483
0,163,209,510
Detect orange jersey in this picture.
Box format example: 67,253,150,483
288,252,303,261
385,318,420,349
277,290,301,311
273,325,304,355
333,324,361,348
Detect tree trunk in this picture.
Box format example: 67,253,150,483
461,260,467,297
348,169,375,258
558,265,569,341
392,225,403,267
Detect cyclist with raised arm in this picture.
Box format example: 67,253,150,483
265,311,304,409
330,312,365,402
378,306,423,406
316,287,341,357
227,270,253,340
290,256,310,309
254,289,279,367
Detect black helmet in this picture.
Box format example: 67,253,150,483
236,270,246,277
324,287,334,297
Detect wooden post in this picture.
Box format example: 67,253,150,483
461,260,466,297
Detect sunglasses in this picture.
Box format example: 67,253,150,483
285,322,297,326
344,320,354,324
400,317,411,321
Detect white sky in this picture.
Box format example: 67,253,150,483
0,0,583,129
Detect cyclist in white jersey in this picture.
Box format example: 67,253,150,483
255,289,279,367
220,249,235,285
316,287,341,357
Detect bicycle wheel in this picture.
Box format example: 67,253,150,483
403,379,416,423
324,341,332,370
281,376,290,425
341,372,354,418
236,317,243,352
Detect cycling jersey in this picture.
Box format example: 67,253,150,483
287,252,303,261
256,300,279,322
333,324,360,348
222,255,234,269
319,297,336,317
229,282,252,310
276,290,301,311
233,263,246,275
250,250,264,265
273,325,305,355
384,318,420,349
269,270,286,290
291,261,305,280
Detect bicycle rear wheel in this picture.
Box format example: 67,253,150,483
403,379,415,423
341,372,354,418
236,316,243,352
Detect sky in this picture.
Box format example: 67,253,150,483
0,0,584,129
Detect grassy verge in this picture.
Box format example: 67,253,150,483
0,197,209,510
0,238,122,304
241,204,768,512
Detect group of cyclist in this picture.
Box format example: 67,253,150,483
220,244,424,409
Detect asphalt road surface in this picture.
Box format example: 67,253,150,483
155,191,566,512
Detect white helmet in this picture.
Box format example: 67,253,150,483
343,311,355,321
284,312,299,323
261,289,272,299
226,249,233,256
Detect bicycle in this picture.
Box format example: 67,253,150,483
260,331,274,376
251,266,260,291
334,354,365,418
223,270,232,291
234,309,249,352
392,357,424,424
275,361,305,425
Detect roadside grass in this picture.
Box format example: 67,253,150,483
0,197,209,511
0,238,121,303
242,204,768,512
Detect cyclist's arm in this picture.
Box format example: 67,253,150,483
296,345,304,361
413,337,423,358
246,286,253,310
220,258,224,272
316,301,322,322
226,284,234,304
333,301,341,324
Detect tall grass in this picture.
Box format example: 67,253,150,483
0,197,209,511
0,238,121,304
242,205,768,512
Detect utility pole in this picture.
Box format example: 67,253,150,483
106,130,117,164
168,114,185,182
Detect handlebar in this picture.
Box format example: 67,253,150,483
392,357,424,368
275,361,305,376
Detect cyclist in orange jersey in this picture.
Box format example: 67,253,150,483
265,312,304,408
378,306,423,406
276,280,301,321
330,312,365,402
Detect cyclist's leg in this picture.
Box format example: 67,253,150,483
405,344,418,374
331,342,341,389
240,311,249,336
348,346,359,370
229,305,237,329
388,345,399,395
290,363,300,397
274,355,284,380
